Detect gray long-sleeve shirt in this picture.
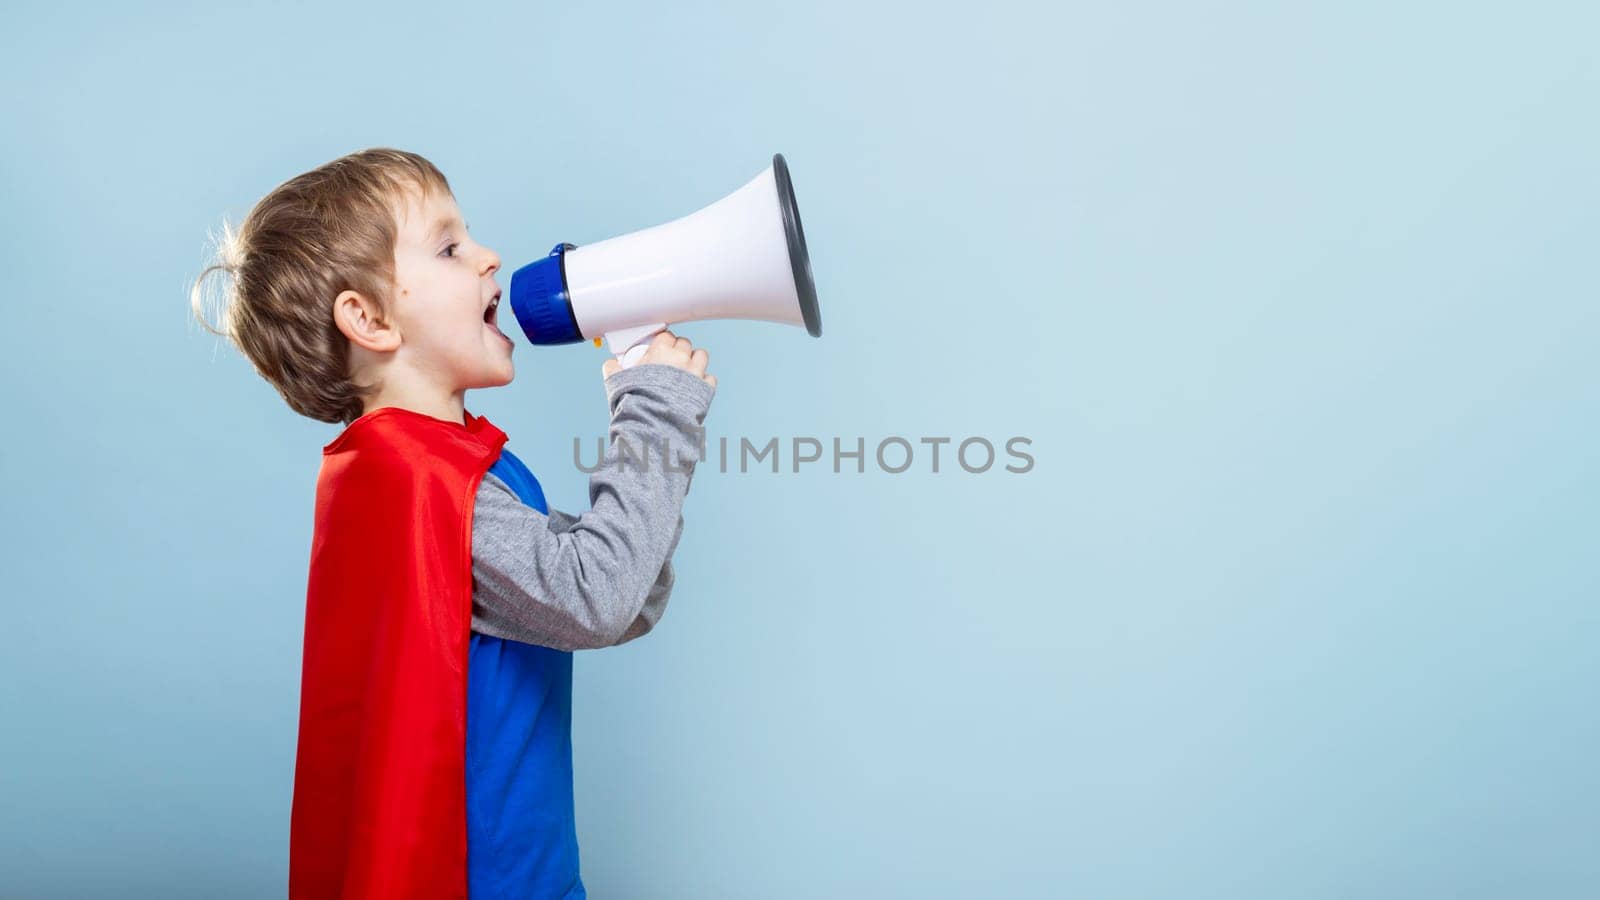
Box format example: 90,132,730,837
468,363,714,651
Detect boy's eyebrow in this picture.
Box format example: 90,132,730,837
429,216,469,241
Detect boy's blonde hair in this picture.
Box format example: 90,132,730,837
190,148,452,425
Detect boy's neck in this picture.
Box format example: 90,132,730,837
360,375,467,426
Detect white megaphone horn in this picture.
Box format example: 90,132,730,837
507,153,821,368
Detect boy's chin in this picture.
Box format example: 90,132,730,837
469,362,515,390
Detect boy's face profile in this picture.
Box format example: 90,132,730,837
392,187,513,386
337,185,515,415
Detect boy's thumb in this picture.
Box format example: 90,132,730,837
602,359,621,379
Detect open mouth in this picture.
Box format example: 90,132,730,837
484,291,512,346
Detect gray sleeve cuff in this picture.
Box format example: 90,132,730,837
603,363,715,422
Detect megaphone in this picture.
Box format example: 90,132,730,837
507,153,821,368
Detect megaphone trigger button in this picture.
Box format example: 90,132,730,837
593,337,602,347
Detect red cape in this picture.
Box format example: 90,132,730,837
290,407,506,899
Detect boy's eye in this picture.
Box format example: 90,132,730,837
441,243,460,258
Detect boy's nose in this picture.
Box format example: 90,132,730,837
480,249,501,277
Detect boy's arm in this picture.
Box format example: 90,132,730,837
470,364,712,651
545,506,683,646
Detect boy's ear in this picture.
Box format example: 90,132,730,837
333,289,401,353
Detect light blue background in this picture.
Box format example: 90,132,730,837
2,1,1595,897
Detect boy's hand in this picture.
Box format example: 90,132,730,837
602,330,716,390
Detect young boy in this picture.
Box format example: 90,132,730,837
191,148,715,899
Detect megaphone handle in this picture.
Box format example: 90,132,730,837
618,342,650,369
604,322,670,370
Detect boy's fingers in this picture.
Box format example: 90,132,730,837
602,358,621,379
688,348,708,376
703,373,717,391
650,331,677,349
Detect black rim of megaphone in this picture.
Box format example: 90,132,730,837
773,153,822,337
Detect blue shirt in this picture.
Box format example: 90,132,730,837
466,447,586,899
